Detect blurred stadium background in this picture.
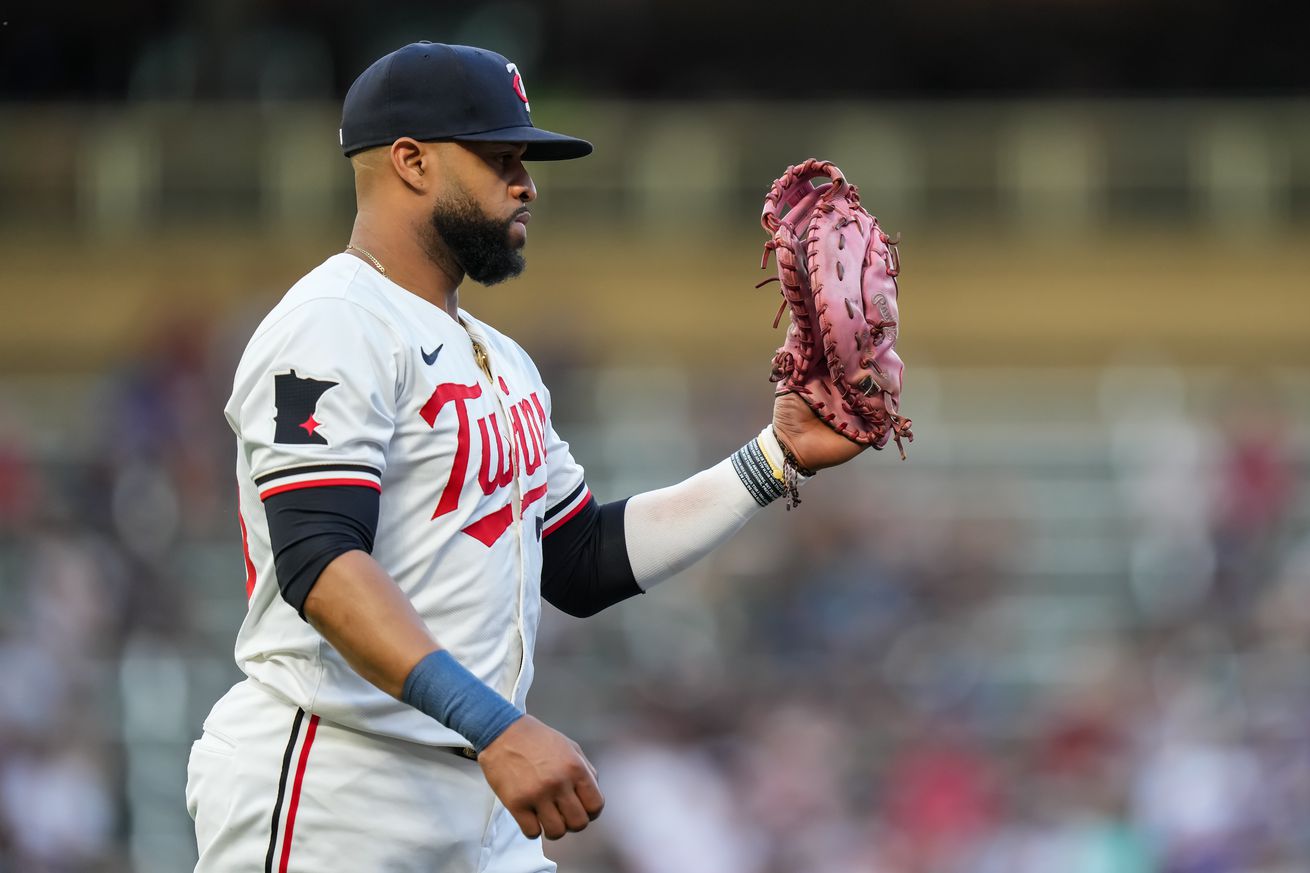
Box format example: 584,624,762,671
2,2,1309,872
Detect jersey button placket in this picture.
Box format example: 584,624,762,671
462,326,531,704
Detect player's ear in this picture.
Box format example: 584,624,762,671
389,138,430,192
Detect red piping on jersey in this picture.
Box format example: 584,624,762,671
238,507,257,599
520,483,549,513
259,478,382,500
543,490,591,537
278,714,320,873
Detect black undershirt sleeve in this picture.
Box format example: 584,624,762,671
540,495,642,618
263,485,380,618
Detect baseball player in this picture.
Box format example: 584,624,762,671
186,42,864,873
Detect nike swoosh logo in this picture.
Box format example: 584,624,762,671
421,344,444,366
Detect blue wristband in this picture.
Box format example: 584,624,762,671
401,650,524,754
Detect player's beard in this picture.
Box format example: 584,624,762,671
426,193,527,286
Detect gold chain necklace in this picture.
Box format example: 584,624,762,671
345,243,386,276
471,340,492,381
345,243,492,380
460,319,493,381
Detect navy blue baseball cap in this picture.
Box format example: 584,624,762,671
340,42,592,161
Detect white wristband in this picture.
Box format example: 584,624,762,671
757,426,788,478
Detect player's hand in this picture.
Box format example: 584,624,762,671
772,392,867,471
478,715,604,840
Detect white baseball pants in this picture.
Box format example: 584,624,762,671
186,679,554,873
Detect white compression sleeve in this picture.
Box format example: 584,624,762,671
624,427,805,590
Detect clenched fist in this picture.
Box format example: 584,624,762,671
478,715,604,840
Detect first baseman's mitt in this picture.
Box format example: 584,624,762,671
760,159,912,466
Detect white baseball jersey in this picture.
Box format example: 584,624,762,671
225,253,592,747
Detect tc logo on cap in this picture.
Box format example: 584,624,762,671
506,62,530,113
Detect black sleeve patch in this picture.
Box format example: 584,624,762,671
540,496,641,618
263,483,379,617
274,369,338,445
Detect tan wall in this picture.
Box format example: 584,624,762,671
6,226,1307,373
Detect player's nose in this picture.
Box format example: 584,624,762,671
510,159,536,204
513,174,536,204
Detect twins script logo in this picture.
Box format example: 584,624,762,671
419,376,548,547
505,62,530,112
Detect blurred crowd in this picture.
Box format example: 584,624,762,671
0,315,236,872
0,310,1308,873
541,374,1310,873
